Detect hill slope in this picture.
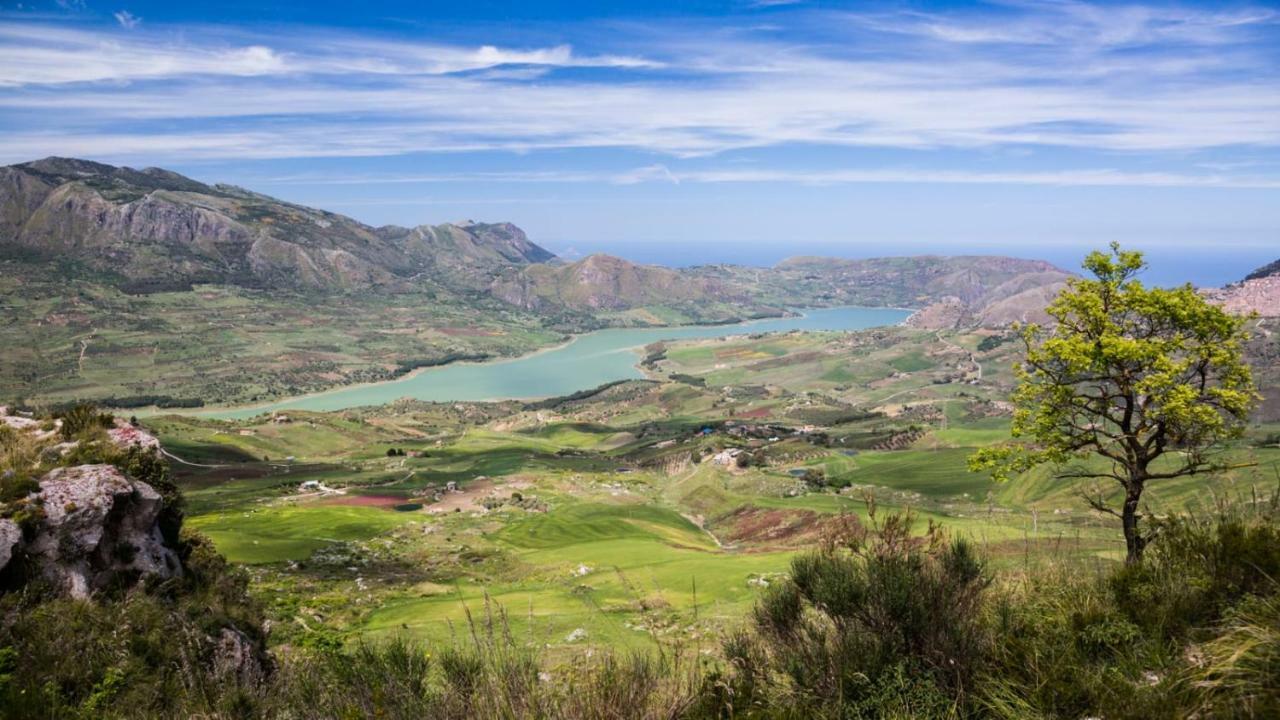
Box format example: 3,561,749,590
0,157,556,292
0,157,1079,404
1202,258,1280,318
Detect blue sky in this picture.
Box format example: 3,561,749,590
2,0,1278,284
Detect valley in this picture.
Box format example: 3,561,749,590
141,325,1280,656
3,156,1279,718
0,158,1071,408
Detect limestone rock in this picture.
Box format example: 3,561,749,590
107,421,161,450
24,464,180,597
0,518,19,573
214,627,269,685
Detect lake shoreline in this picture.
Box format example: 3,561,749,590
144,306,915,421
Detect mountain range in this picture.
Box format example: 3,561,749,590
1,157,552,294
0,157,1073,325
0,157,1273,407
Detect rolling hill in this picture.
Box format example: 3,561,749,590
0,157,1080,404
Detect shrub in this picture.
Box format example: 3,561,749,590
56,404,114,441
725,506,990,718
1111,494,1280,638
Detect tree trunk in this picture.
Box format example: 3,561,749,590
1121,480,1146,564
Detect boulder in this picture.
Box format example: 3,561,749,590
0,518,19,573
20,464,181,597
213,626,269,685
107,421,161,450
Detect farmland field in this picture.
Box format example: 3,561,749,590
153,327,1280,654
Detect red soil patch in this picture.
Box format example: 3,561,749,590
735,407,772,419
719,506,828,547
714,348,765,360
325,494,407,508
747,351,821,371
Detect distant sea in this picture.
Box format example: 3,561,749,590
551,242,1275,289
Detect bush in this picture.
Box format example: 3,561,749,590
980,495,1280,720
724,506,990,718
1110,495,1280,638
55,404,114,441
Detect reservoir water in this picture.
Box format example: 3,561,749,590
208,306,912,419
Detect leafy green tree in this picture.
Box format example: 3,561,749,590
970,244,1258,563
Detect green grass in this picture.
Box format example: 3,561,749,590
888,350,934,372
497,502,714,550
186,503,420,564
834,448,998,499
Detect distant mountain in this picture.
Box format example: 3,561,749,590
490,253,772,318
702,255,1071,329
0,157,555,292
1202,259,1280,318
1246,259,1280,281
1,157,1073,327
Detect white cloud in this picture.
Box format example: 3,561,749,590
232,166,1280,190
0,23,660,86
113,10,140,29
0,3,1276,166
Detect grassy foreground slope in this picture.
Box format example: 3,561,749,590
149,325,1280,657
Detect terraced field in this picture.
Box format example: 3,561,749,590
153,328,1280,655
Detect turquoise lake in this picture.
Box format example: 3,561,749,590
207,306,912,419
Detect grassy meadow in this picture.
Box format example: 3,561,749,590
146,327,1280,660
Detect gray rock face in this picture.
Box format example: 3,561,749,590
0,518,19,573
0,158,557,293
20,464,180,597
214,627,269,685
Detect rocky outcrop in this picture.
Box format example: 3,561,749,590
1,157,557,292
0,519,19,573
3,464,180,597
214,626,270,685
905,298,969,329
107,420,161,450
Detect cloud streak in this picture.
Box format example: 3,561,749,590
0,2,1277,174
243,166,1280,190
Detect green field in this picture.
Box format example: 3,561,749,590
150,327,1279,655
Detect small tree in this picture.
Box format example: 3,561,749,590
970,244,1258,563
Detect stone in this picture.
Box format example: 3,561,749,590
0,518,20,573
25,464,180,597
107,422,161,450
213,627,269,685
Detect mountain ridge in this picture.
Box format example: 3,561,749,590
1,157,558,293
1,157,1081,326
1201,258,1280,317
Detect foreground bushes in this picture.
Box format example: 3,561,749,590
716,508,988,718
980,494,1280,720
3,499,1280,718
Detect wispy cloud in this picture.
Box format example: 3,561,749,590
244,166,1280,190
113,10,140,30
0,23,659,86
0,2,1277,172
